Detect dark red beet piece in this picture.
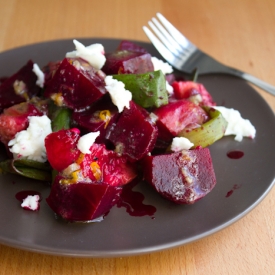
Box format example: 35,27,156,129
44,58,107,109
45,128,81,171
72,95,119,144
107,101,158,162
0,102,43,145
142,148,216,204
46,175,122,222
153,99,209,137
0,60,41,112
117,40,149,53
0,77,8,84
102,50,154,75
42,61,61,87
79,143,137,186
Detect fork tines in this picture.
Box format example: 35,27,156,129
143,13,196,65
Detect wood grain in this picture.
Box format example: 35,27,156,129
0,0,275,274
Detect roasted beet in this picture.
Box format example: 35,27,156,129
153,99,209,137
107,101,158,162
143,148,216,204
46,175,122,222
117,40,148,53
0,77,8,84
0,60,41,112
72,95,119,143
44,58,107,109
0,102,43,145
45,128,81,171
42,61,61,87
79,143,137,186
102,50,154,75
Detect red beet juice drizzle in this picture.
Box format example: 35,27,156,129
225,151,244,197
226,184,241,198
227,150,244,159
117,178,156,217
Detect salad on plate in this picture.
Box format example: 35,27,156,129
0,39,256,222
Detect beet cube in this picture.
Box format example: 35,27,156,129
42,61,61,87
107,101,158,162
72,95,119,144
44,58,107,109
143,148,216,204
0,60,40,112
79,143,137,186
117,40,149,53
46,175,122,222
0,77,8,84
45,128,81,171
102,50,154,75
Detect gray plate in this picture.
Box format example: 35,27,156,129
0,39,275,257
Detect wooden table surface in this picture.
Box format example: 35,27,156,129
0,0,275,274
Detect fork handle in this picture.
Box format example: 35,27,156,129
221,67,275,96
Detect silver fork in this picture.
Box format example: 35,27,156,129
143,13,275,96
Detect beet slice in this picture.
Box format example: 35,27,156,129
46,175,122,222
45,128,81,171
107,101,158,162
0,60,41,112
102,50,154,75
142,148,216,204
44,58,107,109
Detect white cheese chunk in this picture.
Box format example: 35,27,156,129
171,137,194,152
66,39,106,70
214,106,256,142
104,75,132,113
21,195,40,211
151,56,173,74
32,63,45,88
8,115,52,162
77,131,100,154
166,81,174,95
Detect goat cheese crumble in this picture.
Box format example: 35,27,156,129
151,57,174,95
151,56,173,75
104,75,132,113
21,195,40,211
214,106,256,142
32,63,45,88
66,39,106,70
171,137,194,152
77,131,100,154
8,115,52,162
166,81,174,95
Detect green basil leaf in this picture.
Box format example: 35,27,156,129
0,159,52,181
